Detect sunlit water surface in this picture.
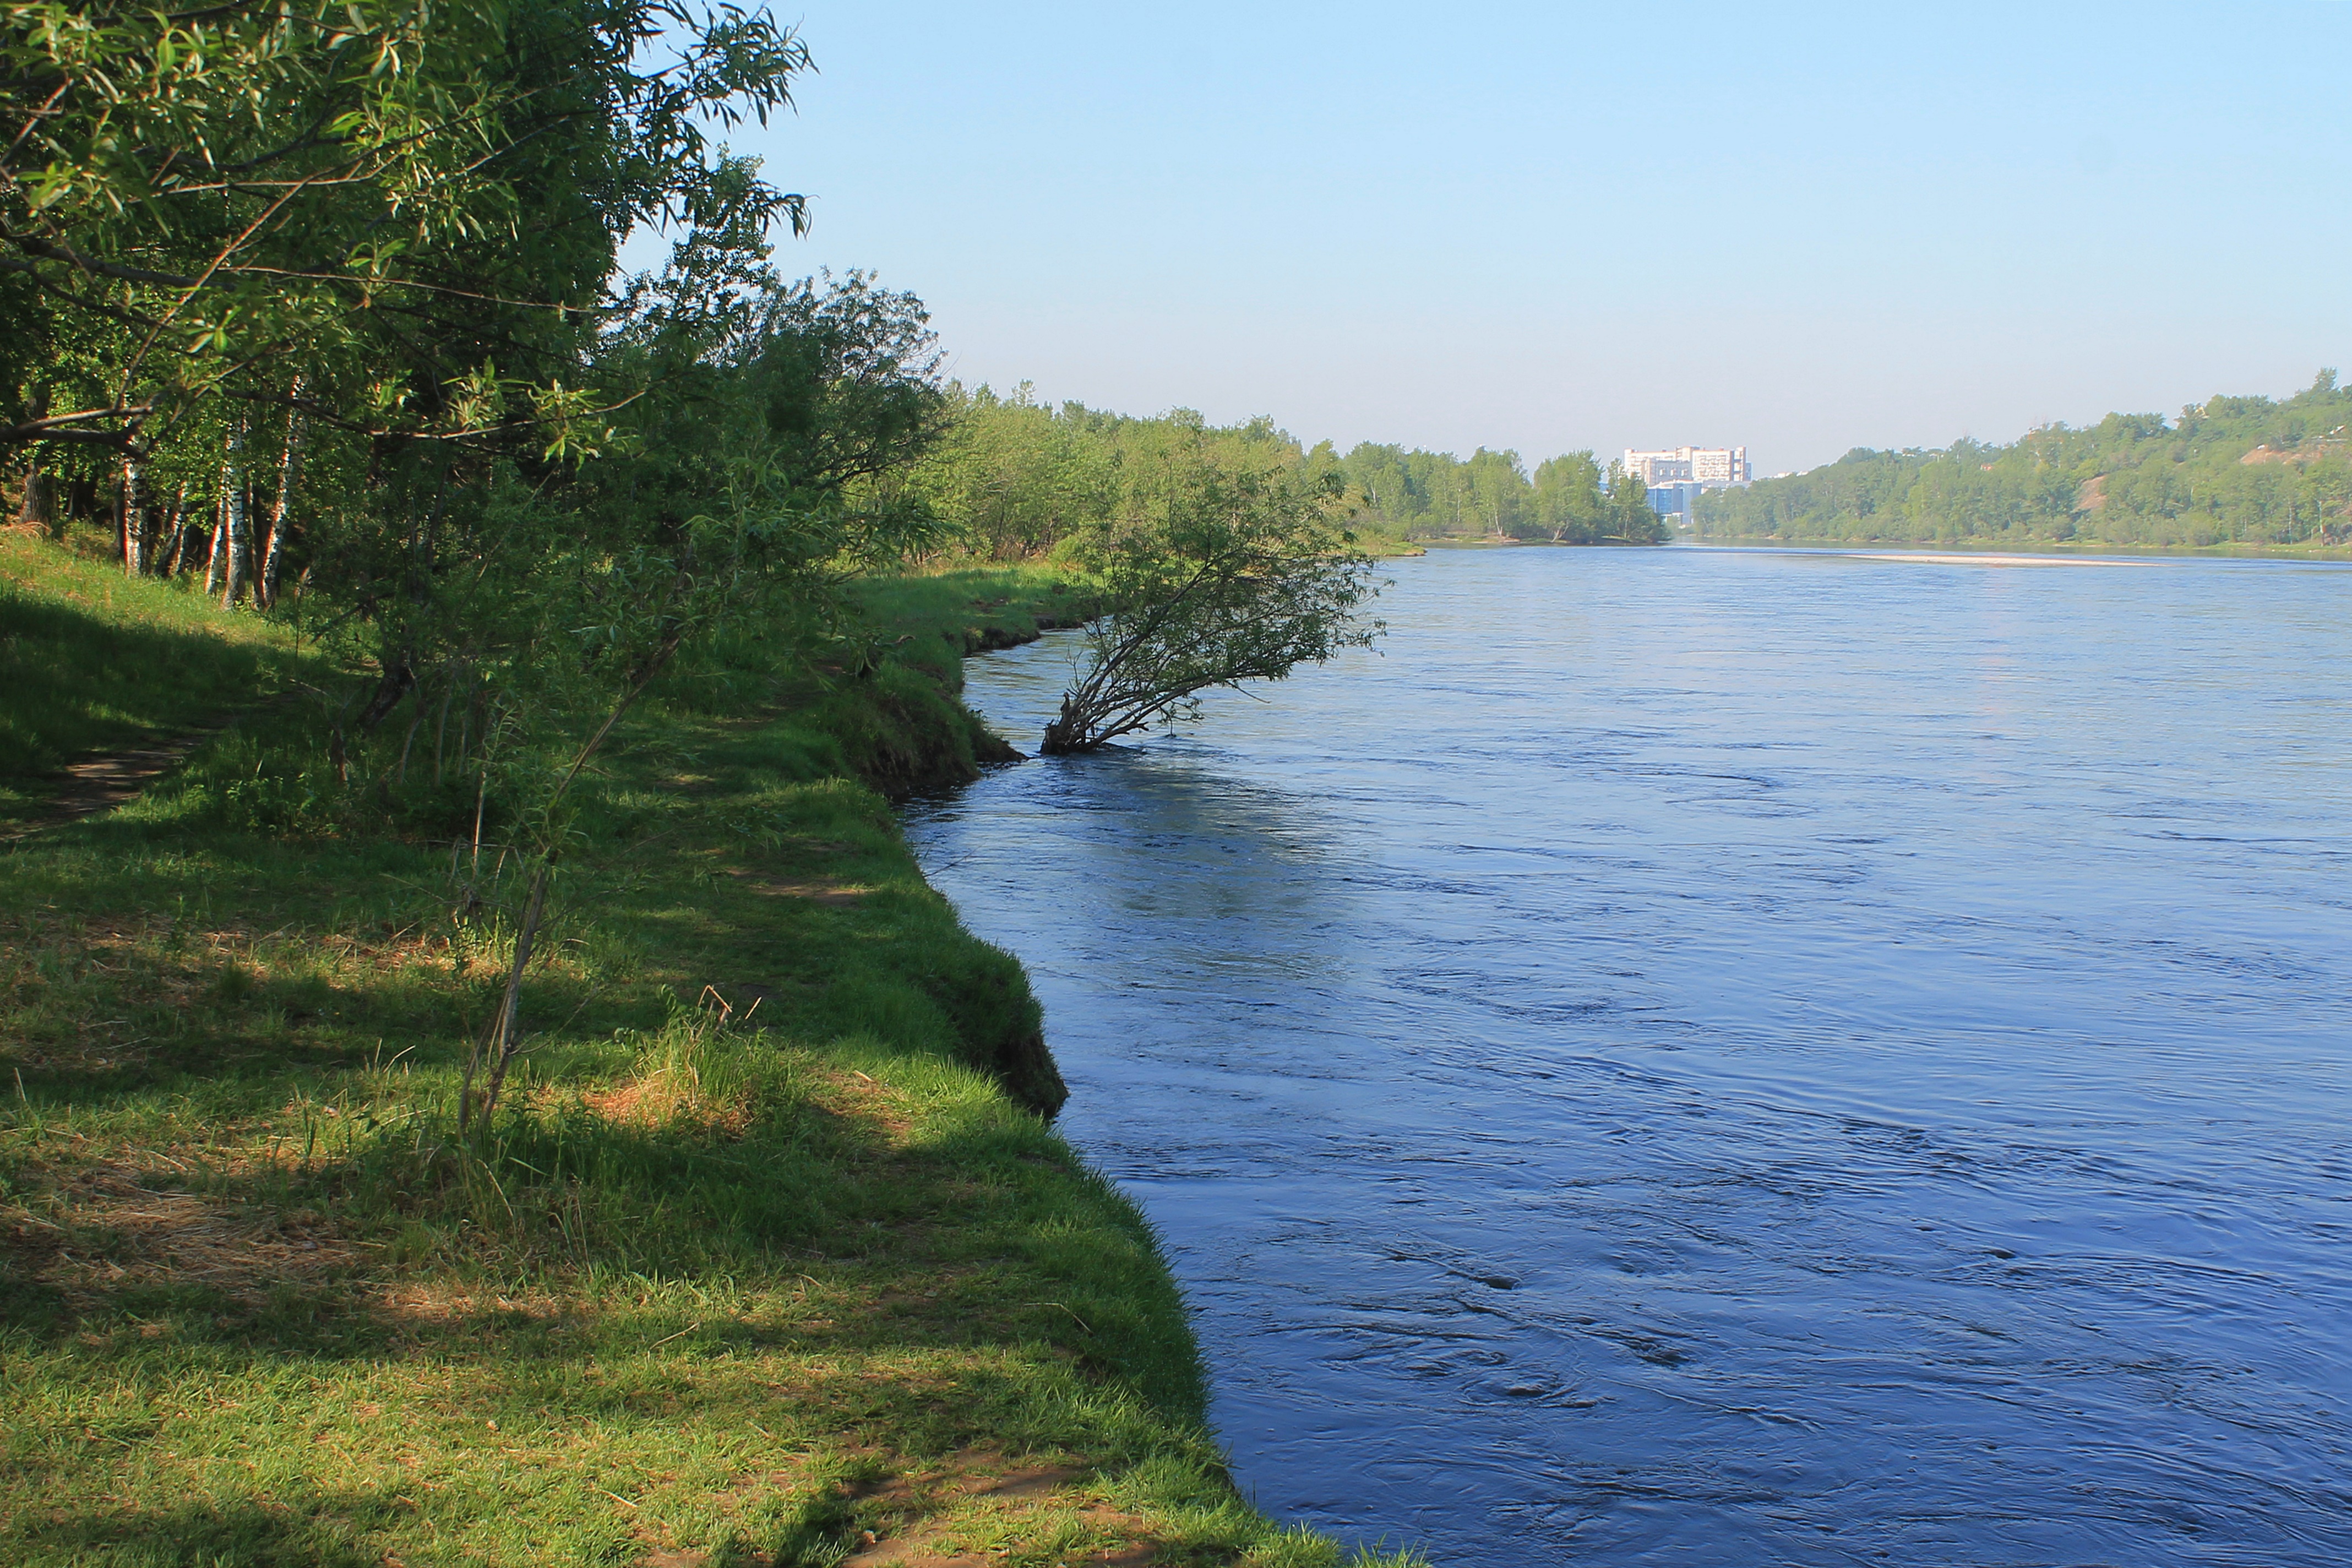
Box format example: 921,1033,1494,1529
899,547,2352,1567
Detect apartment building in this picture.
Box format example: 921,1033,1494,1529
1622,445,1751,526
1621,445,1751,488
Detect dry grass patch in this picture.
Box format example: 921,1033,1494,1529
4,1158,358,1308
806,1066,918,1142
371,1282,576,1329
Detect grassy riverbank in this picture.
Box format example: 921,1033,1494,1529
0,535,1409,1566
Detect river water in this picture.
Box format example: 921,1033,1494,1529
899,546,2352,1567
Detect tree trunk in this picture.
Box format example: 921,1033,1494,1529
220,424,249,607
257,385,304,609
1039,692,1106,755
118,456,144,577
15,462,55,537
462,866,551,1132
157,485,191,576
64,475,99,530
356,658,417,733
432,683,455,785
202,498,227,595
15,389,56,538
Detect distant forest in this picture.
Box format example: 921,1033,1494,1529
907,385,1669,556
1695,371,2352,549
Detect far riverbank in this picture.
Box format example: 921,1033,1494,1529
1686,532,2352,562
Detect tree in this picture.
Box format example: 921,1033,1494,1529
1604,460,1669,543
1529,450,1607,541
1039,457,1384,755
1694,370,2352,548
1463,446,1530,536
3,0,810,586
901,383,1118,559
413,261,953,1130
4,2,956,1130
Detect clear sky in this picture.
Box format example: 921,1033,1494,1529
709,1,2352,473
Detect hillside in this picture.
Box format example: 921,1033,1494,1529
1695,370,2352,549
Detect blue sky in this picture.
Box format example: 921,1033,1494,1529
705,1,2352,472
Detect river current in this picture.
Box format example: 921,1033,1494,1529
899,546,2352,1567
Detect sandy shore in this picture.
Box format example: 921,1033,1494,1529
1850,552,2162,567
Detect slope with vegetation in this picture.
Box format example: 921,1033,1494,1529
1696,371,2352,550
0,528,1409,1567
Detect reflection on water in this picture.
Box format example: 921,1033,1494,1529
900,547,2352,1567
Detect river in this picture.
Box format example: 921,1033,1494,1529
898,545,2352,1567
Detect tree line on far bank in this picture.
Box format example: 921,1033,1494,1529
1698,372,2352,549
899,384,1669,557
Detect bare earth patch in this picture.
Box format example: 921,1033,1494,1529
832,1450,1161,1568
722,866,873,905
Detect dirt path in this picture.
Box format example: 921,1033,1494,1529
1,723,228,843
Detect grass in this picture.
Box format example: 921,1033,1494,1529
0,534,1421,1567
851,563,1093,660
0,532,328,823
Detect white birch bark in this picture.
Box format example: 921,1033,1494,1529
119,455,144,576
203,496,227,595
220,424,249,607
258,386,304,609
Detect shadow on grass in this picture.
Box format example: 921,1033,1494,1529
2,1043,1222,1565
0,575,315,807
16,1488,406,1568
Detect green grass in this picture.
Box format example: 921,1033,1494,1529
0,532,326,821
853,564,1093,659
0,538,1422,1567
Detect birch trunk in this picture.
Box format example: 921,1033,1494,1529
257,385,304,609
203,497,226,595
220,425,249,607
156,486,188,578
118,456,144,577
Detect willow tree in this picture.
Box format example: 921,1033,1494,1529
1039,459,1384,754
2,0,808,586
447,260,951,1127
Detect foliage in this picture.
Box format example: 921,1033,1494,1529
0,0,961,1127
1,0,805,456
1336,439,1666,543
901,383,1668,556
899,386,1303,560
889,383,1121,559
1697,370,2352,548
1039,455,1385,755
0,0,958,1129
